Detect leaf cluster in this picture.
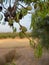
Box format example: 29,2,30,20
31,1,49,49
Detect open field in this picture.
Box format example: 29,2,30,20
0,38,49,65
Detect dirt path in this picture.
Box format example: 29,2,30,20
0,38,49,65
0,38,30,48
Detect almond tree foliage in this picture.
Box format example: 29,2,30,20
30,0,49,58
0,0,49,58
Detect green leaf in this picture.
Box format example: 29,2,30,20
30,40,35,48
8,18,13,26
21,8,28,16
34,44,42,58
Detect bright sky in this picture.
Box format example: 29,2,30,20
0,0,34,32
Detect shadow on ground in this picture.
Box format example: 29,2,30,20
0,47,49,65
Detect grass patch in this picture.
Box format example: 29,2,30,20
0,32,32,39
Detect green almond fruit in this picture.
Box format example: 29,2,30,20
26,6,32,10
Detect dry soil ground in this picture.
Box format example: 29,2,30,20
0,38,49,65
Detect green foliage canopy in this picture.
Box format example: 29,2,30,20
30,0,49,50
